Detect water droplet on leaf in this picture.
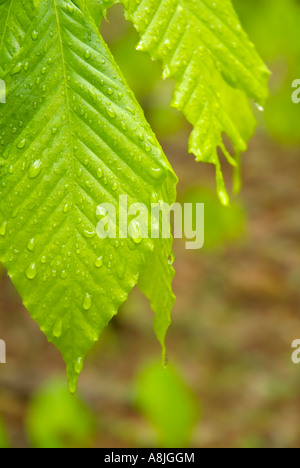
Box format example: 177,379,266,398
28,159,43,179
17,139,26,149
25,262,37,280
31,30,39,41
0,221,7,237
27,238,35,251
94,256,103,268
52,319,62,338
82,292,92,311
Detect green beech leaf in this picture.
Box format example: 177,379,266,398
0,0,35,74
118,0,270,203
84,0,113,26
0,0,177,391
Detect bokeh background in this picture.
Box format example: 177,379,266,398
1,0,300,448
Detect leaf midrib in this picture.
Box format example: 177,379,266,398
52,0,78,364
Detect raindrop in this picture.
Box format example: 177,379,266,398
0,221,7,237
75,357,83,374
255,102,264,112
82,292,92,311
94,256,103,268
28,159,43,179
147,166,164,180
25,262,37,280
130,220,143,244
107,108,116,119
67,3,74,14
31,30,39,41
218,188,229,206
52,319,62,338
10,62,23,76
17,139,26,149
11,207,19,218
27,238,35,251
83,229,96,238
68,376,77,394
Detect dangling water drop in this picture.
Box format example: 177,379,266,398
75,357,83,374
255,102,264,112
68,375,78,395
218,188,229,206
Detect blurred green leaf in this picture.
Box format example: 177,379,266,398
26,379,96,448
0,416,9,448
135,362,199,448
234,0,300,144
105,26,161,99
86,0,116,26
240,434,265,449
180,187,246,250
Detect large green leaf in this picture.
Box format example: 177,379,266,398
118,0,270,203
0,0,177,391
